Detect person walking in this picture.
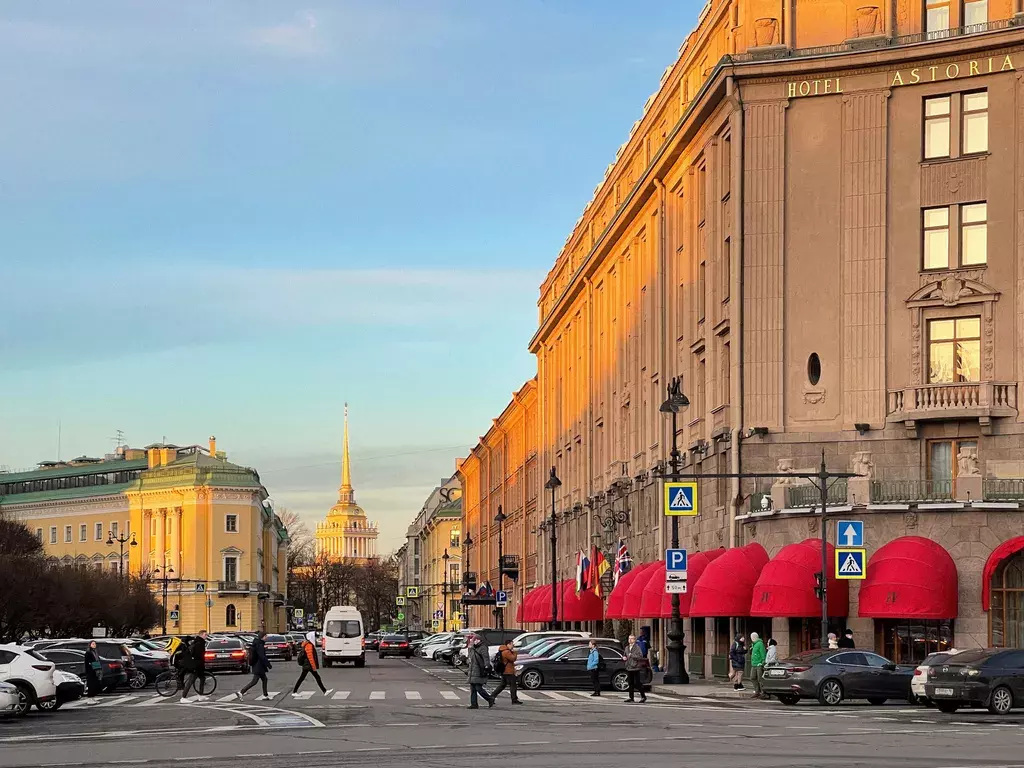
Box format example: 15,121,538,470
293,631,330,697
827,632,839,650
180,630,209,704
489,641,521,704
765,638,779,667
838,629,855,649
236,631,273,701
623,634,647,704
728,633,746,691
83,640,103,705
586,640,602,697
465,635,495,709
750,632,767,699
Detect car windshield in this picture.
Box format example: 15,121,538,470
207,639,242,649
921,652,953,666
326,620,361,639
265,635,287,642
939,648,996,665
382,635,407,642
132,640,164,651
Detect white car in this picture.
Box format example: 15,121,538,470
419,633,454,659
512,630,590,651
0,682,20,717
0,644,57,715
912,649,959,703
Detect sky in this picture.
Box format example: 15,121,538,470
0,1,701,551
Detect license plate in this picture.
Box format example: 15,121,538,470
934,687,954,697
767,669,786,677
217,653,229,658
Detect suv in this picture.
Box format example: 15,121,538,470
0,644,58,715
44,640,136,692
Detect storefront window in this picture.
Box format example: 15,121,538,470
878,619,954,663
691,619,706,655
989,551,1024,648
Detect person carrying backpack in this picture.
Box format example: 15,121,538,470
292,631,331,697
489,642,521,704
236,631,273,701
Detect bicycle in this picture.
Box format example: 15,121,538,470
154,670,218,698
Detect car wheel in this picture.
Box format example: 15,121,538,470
778,694,800,706
378,654,385,660
520,670,544,690
936,702,959,714
817,679,844,706
129,671,148,689
866,697,887,706
611,671,630,692
12,684,32,717
988,685,1014,715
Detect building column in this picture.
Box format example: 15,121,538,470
171,508,182,577
142,510,152,569
155,509,167,569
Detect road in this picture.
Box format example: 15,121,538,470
3,656,1024,767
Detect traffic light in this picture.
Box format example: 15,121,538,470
814,572,825,600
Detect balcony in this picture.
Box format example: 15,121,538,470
870,480,953,503
218,581,252,594
983,479,1024,502
886,382,1017,436
786,480,848,509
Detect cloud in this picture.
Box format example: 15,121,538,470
248,11,326,58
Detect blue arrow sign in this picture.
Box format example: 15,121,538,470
837,520,864,548
666,548,688,572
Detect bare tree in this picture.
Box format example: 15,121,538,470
276,507,315,569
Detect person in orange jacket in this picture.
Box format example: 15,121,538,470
292,631,331,697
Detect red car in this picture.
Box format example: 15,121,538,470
263,634,293,661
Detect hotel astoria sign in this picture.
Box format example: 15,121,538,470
786,53,1018,98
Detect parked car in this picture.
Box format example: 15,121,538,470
911,650,960,704
202,638,250,674
378,635,414,659
286,633,305,653
761,649,913,706
263,634,293,661
0,682,21,717
363,633,382,652
0,644,58,715
43,640,136,692
517,637,620,663
516,643,648,692
49,670,85,710
420,633,455,659
925,648,1024,714
512,630,590,651
38,648,128,692
457,629,526,667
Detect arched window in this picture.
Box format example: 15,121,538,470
226,604,237,627
990,551,1024,647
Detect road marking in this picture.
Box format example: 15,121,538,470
785,726,821,730
440,691,460,700
911,719,937,724
570,691,593,698
217,694,239,703
519,741,552,745
369,690,386,700
291,691,314,700
539,691,570,700
871,716,897,721
727,724,762,728
405,691,422,700
465,743,499,747
332,691,351,700
94,696,137,708
516,692,538,701
569,739,600,743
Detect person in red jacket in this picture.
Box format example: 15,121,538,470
292,631,331,697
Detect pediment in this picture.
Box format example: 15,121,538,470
907,276,1000,308
220,546,244,555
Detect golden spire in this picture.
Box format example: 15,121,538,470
338,403,354,504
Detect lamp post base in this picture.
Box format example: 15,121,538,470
663,616,689,685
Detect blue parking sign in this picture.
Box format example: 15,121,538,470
666,549,688,572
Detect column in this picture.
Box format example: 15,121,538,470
171,508,182,577
142,510,152,569
155,509,167,569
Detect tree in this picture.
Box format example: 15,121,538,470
352,555,399,630
277,507,315,569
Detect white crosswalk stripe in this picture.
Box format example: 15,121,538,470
291,691,314,700
369,691,385,700
332,691,351,700
137,694,171,706
218,694,239,703
93,695,137,708
440,690,460,700
539,691,571,700
405,691,421,700
516,692,539,701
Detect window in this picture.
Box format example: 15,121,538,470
326,619,362,638
880,618,954,663
926,0,950,35
95,522,103,541
110,522,118,538
962,91,988,154
963,0,988,26
224,556,238,582
830,652,868,666
923,207,950,269
226,604,237,626
225,514,238,533
924,96,951,159
35,528,42,542
961,203,987,265
928,438,977,497
64,526,72,543
79,524,87,542
49,527,57,545
110,561,119,572
94,562,104,572
928,317,981,382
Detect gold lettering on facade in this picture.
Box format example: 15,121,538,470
891,71,904,86
1002,54,1014,71
786,78,842,98
910,68,920,84
946,63,960,78
928,65,939,81
889,54,1016,87
970,61,980,76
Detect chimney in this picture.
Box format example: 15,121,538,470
147,448,161,469
209,436,217,457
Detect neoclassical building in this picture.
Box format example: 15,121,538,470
315,407,379,561
482,0,1024,673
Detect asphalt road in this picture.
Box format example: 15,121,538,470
4,656,1024,768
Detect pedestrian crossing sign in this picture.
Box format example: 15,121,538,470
406,586,419,599
396,596,406,606
664,481,699,516
835,548,867,580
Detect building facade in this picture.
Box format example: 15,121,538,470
1,439,289,634
315,407,379,561
523,0,1024,671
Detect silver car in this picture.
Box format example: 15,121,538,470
0,682,21,717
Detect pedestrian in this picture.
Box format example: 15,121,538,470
765,638,779,667
827,632,839,650
750,632,766,699
838,629,855,649
637,628,650,658
180,630,209,704
293,631,330,697
728,633,746,690
236,630,273,701
490,641,521,704
586,640,602,697
465,634,495,709
623,634,647,703
83,640,103,705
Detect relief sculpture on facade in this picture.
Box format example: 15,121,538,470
855,5,881,36
958,445,981,477
754,17,780,46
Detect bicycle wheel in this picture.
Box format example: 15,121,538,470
154,672,179,698
198,674,217,696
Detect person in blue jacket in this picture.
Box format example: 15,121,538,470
586,640,602,697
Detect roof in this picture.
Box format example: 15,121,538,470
131,452,266,495
0,458,148,484
0,482,135,507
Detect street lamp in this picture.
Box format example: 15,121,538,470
153,563,176,635
463,532,473,630
544,466,562,629
106,530,137,577
660,376,691,685
494,505,506,630
442,548,450,633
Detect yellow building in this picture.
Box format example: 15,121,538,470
420,486,462,632
0,438,289,634
315,406,379,561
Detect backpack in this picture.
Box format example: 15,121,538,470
247,643,256,665
492,648,505,674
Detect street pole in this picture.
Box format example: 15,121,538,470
495,505,506,631
661,377,690,685
107,531,136,578
818,449,829,649
442,548,450,633
545,467,561,630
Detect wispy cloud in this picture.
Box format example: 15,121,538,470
248,11,326,58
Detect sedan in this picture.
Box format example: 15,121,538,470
378,635,413,659
48,670,85,710
363,634,382,652
762,649,913,706
516,644,649,692
925,648,1024,714
202,639,250,674
39,649,128,692
0,682,21,717
263,634,293,661
911,650,959,704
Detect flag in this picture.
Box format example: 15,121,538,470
575,550,591,595
613,540,633,587
590,546,610,597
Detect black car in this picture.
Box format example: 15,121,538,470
263,634,293,661
378,635,413,659
44,641,136,691
39,648,129,692
363,633,382,652
925,648,1024,714
202,638,251,673
518,637,622,661
516,644,649,692
761,649,913,706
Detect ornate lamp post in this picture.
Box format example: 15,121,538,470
462,532,474,629
659,376,691,685
544,467,562,629
106,530,137,577
442,548,450,632
153,563,176,635
494,505,506,630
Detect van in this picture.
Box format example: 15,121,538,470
322,606,365,668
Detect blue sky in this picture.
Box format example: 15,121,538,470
0,1,699,549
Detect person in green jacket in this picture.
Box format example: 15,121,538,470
750,632,767,699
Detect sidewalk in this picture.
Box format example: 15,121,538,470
649,673,760,700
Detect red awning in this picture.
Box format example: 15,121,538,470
982,536,1024,611
689,542,769,617
749,539,850,617
605,563,654,620
858,536,958,619
638,549,726,618
560,580,604,622
515,597,524,623
523,585,552,623
621,564,661,619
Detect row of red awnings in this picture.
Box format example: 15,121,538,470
516,535,973,623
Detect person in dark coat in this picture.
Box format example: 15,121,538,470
236,631,273,701
623,634,648,704
465,635,495,709
729,633,747,691
838,629,856,649
83,640,103,705
180,630,209,704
